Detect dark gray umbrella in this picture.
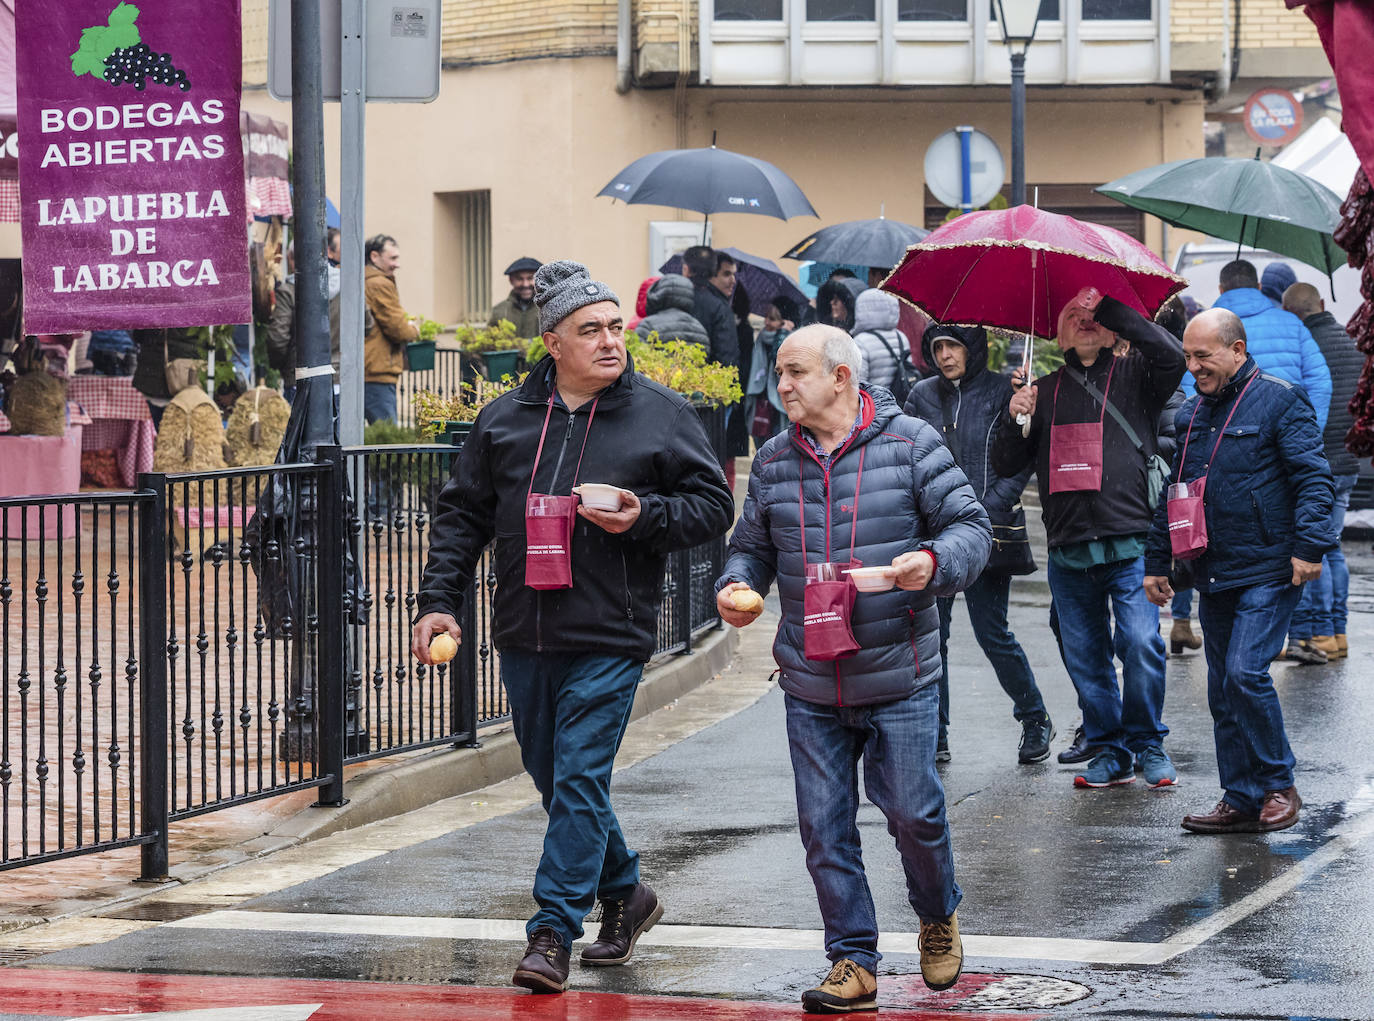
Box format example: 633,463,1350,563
783,217,930,270
597,135,817,238
658,246,808,317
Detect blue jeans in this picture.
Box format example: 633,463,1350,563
937,571,1047,739
364,381,397,424
1171,588,1193,621
500,650,643,948
1289,472,1357,639
784,688,960,974
1197,580,1302,815
1047,556,1168,765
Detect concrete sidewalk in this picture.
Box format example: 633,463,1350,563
0,625,740,935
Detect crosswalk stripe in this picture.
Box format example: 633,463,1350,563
165,910,1170,965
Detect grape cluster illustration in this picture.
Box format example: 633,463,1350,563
101,42,190,91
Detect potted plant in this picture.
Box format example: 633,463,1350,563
405,317,444,373
455,320,531,381
413,374,525,446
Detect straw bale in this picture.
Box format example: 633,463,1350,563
153,387,228,484
6,371,68,436
225,386,291,467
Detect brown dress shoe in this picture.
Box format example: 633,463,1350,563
512,926,570,993
1258,787,1302,831
1181,800,1259,834
579,882,663,966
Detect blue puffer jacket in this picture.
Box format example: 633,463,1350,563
1210,287,1332,430
1144,358,1336,593
718,385,992,707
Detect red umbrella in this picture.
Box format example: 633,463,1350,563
880,205,1185,340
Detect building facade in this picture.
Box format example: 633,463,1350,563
21,1,1326,326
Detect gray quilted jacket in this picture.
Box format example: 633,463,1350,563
718,385,991,707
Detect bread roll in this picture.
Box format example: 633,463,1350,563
429,633,459,664
730,588,764,614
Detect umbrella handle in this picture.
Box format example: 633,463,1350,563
1017,412,1031,438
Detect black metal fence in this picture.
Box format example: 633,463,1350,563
0,412,727,878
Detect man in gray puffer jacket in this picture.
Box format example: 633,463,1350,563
631,275,711,351
715,325,990,1011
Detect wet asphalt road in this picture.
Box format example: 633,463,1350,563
14,539,1374,1019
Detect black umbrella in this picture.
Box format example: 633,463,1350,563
658,246,808,318
783,217,930,270
597,134,817,239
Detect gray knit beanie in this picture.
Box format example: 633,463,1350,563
534,260,620,335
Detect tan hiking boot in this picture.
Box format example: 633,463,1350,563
800,958,877,1014
1170,618,1202,654
919,911,963,991
1310,635,1340,659
1336,634,1348,658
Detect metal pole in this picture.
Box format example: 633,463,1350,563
339,0,367,447
137,474,169,882
291,0,333,455
957,125,973,214
1010,49,1027,208
314,446,348,807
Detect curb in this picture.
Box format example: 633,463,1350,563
262,626,739,847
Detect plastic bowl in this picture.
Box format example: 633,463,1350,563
846,566,896,592
575,483,624,511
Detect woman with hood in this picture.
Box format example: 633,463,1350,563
851,288,912,395
632,275,711,350
815,274,865,330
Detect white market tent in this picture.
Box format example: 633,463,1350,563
1272,116,1360,200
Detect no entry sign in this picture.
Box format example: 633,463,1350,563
17,0,251,334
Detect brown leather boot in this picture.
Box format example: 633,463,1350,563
1170,618,1202,654
1181,800,1259,834
1309,635,1339,658
1258,787,1302,831
579,882,663,967
512,926,570,993
919,911,963,991
801,958,878,1014
1336,634,1348,658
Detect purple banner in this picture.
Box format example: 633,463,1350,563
18,0,250,333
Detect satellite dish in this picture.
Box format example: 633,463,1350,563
924,128,1005,211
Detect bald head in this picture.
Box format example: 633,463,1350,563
1183,308,1248,395
779,324,862,390
1282,281,1323,319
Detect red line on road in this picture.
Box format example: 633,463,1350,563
1,968,1045,1019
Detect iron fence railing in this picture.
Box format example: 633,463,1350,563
0,407,729,878
396,347,468,430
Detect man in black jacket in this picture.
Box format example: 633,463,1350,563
681,245,736,367
992,287,1184,791
411,260,734,995
1282,281,1362,661
905,323,1052,765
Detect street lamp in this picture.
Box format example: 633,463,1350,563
995,0,1042,207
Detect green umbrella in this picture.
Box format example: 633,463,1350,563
1096,155,1346,277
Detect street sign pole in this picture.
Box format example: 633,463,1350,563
339,0,366,447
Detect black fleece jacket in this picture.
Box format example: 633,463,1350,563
415,355,735,662
990,296,1185,550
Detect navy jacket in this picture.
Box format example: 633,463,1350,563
905,324,1035,575
416,355,735,662
718,385,991,708
1144,358,1337,593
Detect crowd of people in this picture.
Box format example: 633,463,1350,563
407,245,1360,1012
